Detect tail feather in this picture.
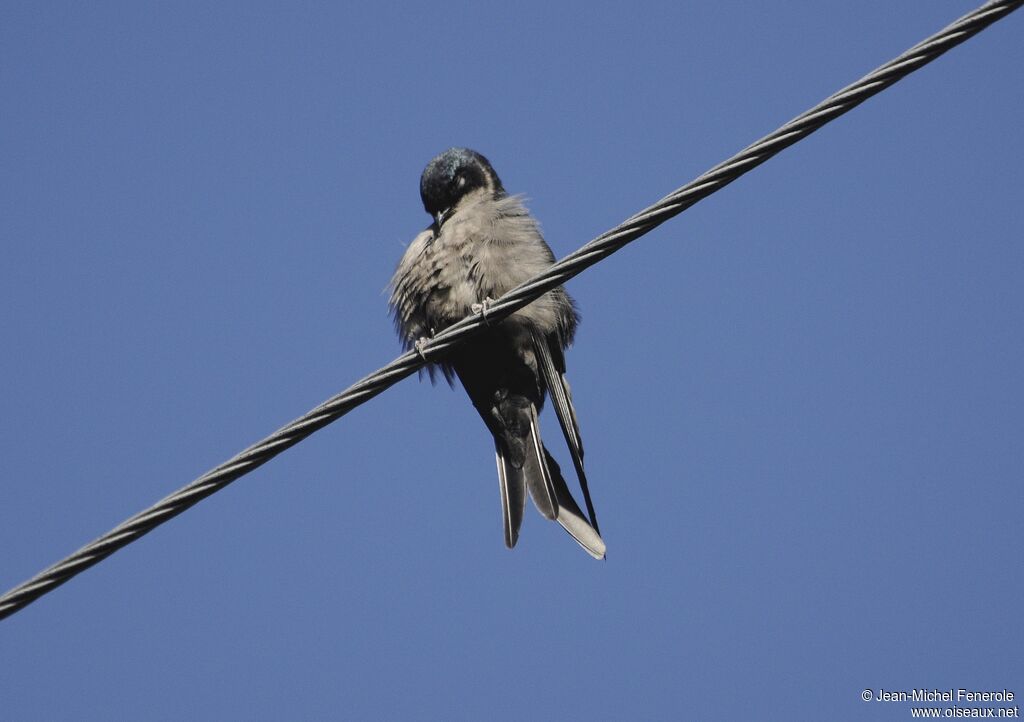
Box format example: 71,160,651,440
494,443,526,548
525,405,558,520
482,334,604,559
544,450,606,560
495,405,605,558
534,335,601,536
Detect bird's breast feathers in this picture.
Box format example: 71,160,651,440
390,195,565,344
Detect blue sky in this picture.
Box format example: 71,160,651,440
2,2,1021,720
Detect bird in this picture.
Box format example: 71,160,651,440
388,148,605,559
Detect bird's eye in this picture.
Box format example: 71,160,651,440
456,175,467,188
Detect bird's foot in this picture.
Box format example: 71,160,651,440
471,297,497,326
413,337,431,362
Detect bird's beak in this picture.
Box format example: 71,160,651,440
435,208,450,227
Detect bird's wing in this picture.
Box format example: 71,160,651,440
387,228,434,345
533,333,601,536
387,227,457,384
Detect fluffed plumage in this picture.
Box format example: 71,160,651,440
388,148,604,559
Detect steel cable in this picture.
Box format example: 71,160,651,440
2,0,1019,621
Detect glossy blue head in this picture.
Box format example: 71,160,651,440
419,148,505,226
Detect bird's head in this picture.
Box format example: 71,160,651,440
419,148,505,227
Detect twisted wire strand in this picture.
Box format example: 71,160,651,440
2,0,1019,622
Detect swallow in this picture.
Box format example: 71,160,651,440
389,148,604,558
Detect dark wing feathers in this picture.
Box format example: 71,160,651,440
533,332,601,536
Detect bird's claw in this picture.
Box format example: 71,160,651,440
414,337,431,362
471,297,497,326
